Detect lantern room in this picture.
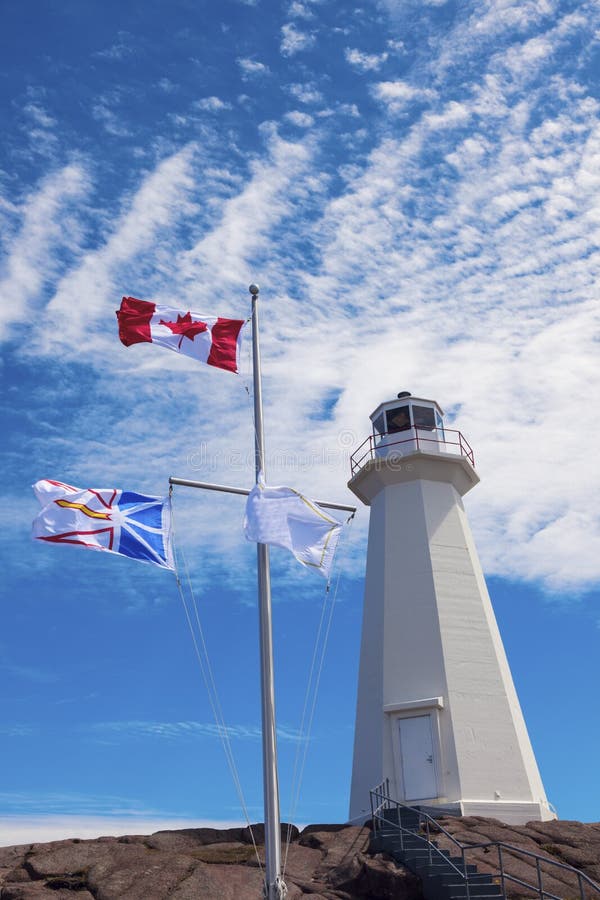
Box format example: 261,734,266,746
370,391,445,455
348,391,477,503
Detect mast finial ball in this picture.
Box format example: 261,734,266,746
249,283,260,295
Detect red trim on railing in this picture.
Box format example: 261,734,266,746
349,428,475,477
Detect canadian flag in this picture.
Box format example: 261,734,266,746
116,296,246,374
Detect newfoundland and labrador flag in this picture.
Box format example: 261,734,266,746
244,477,343,578
116,296,245,374
32,480,174,570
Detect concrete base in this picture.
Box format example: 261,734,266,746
460,799,557,824
414,798,557,824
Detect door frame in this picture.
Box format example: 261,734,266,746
385,697,444,802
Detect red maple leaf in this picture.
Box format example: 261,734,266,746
159,312,208,348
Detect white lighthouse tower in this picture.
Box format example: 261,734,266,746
348,392,555,825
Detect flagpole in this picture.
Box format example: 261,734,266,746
250,283,286,900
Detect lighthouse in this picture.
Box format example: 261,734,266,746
348,392,555,825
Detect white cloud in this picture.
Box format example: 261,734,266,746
37,145,199,352
315,103,361,119
371,80,437,112
22,102,56,128
472,0,558,38
158,77,177,92
286,82,323,104
413,1,583,87
237,57,270,79
496,33,554,81
177,129,315,290
344,48,388,71
0,726,36,737
288,79,600,590
284,111,314,127
92,102,131,137
280,22,316,56
93,32,135,60
337,103,360,118
90,720,304,743
288,0,314,18
0,164,90,342
194,96,232,111
422,99,470,131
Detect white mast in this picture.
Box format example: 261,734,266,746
169,286,354,898
249,284,286,900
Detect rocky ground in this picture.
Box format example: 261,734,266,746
429,816,600,898
0,822,419,900
0,817,598,900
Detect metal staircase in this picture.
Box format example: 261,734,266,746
369,782,600,900
370,801,502,900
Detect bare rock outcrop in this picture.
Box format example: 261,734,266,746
2,816,598,899
0,823,421,900
431,816,600,898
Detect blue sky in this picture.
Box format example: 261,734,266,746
2,0,600,844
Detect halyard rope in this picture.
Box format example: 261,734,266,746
241,363,358,871
235,323,357,873
170,495,264,874
282,513,355,875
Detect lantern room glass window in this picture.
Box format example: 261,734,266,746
372,413,385,440
412,405,436,431
435,411,445,442
386,405,411,433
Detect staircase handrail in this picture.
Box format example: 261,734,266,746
456,839,600,900
369,786,600,900
371,784,473,899
371,783,465,854
374,808,473,893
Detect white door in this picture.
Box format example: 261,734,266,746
398,715,437,801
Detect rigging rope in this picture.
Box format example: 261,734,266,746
170,494,264,875
282,513,355,875
200,325,357,871
241,356,359,865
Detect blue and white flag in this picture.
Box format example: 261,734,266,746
32,480,174,570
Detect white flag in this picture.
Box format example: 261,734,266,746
244,478,343,578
